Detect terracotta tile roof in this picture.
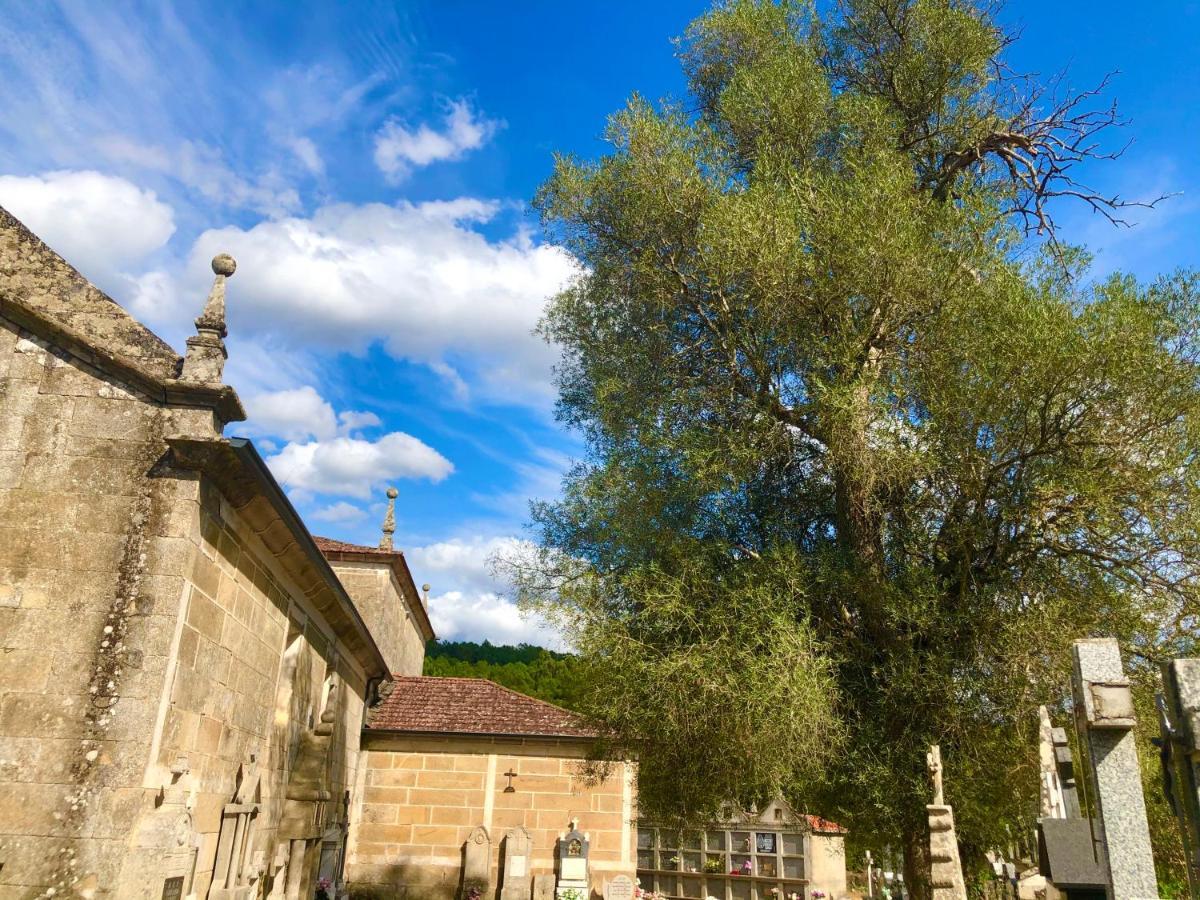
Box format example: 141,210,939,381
313,535,397,556
805,814,846,834
368,676,596,739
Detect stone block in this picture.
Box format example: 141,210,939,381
185,588,224,643
0,451,23,488
0,647,51,692
370,768,419,788
0,780,72,832
68,397,158,442
0,691,88,738
431,806,475,826
417,769,485,790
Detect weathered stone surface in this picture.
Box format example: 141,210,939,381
1071,638,1157,899
927,805,967,900
501,826,534,900
463,825,493,898
533,873,557,900
0,213,375,898
1159,658,1200,893
925,746,966,900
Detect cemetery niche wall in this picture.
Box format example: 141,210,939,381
344,677,638,899
635,799,846,900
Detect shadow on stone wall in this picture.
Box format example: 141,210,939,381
346,860,461,900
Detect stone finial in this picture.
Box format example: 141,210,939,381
422,583,431,604
181,254,236,383
927,744,944,806
378,487,398,550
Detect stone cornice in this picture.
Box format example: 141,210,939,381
1,297,246,424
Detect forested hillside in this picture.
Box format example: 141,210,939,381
422,640,584,711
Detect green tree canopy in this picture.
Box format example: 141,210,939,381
522,0,1200,892
422,640,587,710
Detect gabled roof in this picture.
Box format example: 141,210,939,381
367,676,595,740
0,204,179,379
313,536,394,556
0,204,243,422
313,536,435,642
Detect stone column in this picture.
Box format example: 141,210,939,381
1070,638,1156,899
1158,657,1200,894
926,745,967,900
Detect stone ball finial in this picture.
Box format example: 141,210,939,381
211,253,237,277
422,583,431,593
386,487,399,499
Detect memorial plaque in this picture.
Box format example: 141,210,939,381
561,858,587,881
161,877,184,900
605,874,634,900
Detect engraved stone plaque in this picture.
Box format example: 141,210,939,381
605,874,634,900
561,858,587,881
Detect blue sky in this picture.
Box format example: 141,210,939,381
0,1,1196,646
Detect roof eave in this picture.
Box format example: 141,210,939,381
362,728,599,743
167,434,390,678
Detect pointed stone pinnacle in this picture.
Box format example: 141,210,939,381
379,486,398,550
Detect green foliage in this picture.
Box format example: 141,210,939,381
524,0,1200,888
422,640,586,711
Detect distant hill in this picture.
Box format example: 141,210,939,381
422,640,585,711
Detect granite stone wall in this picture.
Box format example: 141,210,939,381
346,734,636,899
0,314,208,895
327,560,426,677
140,492,370,899
0,313,372,898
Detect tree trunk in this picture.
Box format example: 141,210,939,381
903,826,931,900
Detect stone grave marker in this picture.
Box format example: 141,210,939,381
1158,657,1200,894
462,825,492,899
604,874,634,900
926,745,967,900
533,873,557,900
556,818,590,900
1071,638,1156,899
501,826,534,900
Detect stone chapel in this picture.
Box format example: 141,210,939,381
0,205,846,900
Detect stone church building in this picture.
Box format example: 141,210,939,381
0,205,845,900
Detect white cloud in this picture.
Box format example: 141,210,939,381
407,534,530,596
427,589,565,649
288,136,324,176
310,501,366,524
245,386,339,442
407,534,564,648
338,410,382,432
243,386,387,446
374,99,501,180
93,137,302,218
266,431,453,498
183,198,577,405
0,170,175,286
